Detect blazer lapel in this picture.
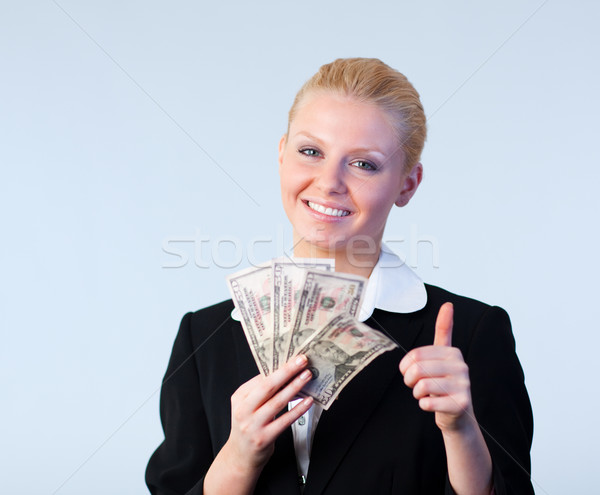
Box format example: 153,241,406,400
260,426,301,495
304,310,424,495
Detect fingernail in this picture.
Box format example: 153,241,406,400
300,369,312,380
295,355,307,366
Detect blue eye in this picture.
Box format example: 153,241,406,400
299,148,321,157
351,160,377,171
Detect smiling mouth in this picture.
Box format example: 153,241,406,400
306,201,351,217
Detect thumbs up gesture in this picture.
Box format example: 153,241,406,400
399,302,475,433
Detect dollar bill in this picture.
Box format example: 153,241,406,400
272,258,334,370
285,270,367,361
226,263,273,375
296,313,398,409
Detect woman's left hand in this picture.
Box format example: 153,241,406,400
399,302,476,433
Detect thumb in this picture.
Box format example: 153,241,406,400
433,302,454,347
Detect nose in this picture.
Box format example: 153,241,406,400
315,158,347,195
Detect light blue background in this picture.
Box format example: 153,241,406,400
1,1,598,493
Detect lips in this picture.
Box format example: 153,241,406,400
306,200,351,217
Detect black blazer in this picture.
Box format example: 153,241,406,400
146,284,534,494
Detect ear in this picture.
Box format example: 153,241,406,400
278,135,287,168
395,162,423,207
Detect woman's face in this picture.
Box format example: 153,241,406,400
279,91,422,258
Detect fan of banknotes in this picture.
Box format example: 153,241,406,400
226,257,398,409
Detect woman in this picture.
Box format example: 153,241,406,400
146,58,533,495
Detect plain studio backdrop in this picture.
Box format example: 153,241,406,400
1,1,598,493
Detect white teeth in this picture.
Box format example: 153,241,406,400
307,201,350,217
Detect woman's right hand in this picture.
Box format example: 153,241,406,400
204,354,314,495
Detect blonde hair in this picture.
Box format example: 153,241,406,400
287,58,427,172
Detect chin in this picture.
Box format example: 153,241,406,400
293,229,342,254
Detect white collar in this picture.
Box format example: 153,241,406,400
230,243,427,322
356,242,427,321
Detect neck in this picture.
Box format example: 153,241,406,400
292,237,381,278
333,254,378,279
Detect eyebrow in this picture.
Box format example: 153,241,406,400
292,132,389,159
